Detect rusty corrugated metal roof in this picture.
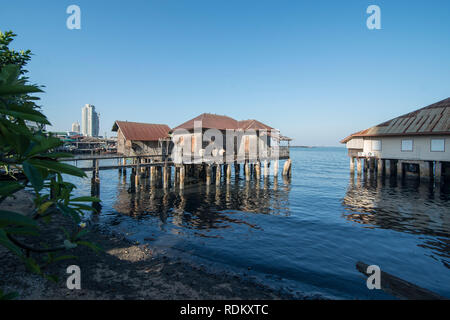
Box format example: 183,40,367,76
171,113,239,131
171,113,279,132
341,97,450,143
238,119,274,130
112,121,170,141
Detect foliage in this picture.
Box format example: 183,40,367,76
0,31,31,74
0,31,101,298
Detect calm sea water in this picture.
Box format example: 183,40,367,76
68,147,450,299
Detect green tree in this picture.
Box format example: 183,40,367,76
0,31,101,299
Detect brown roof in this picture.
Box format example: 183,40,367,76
171,113,240,131
341,97,450,143
238,119,274,130
112,121,170,141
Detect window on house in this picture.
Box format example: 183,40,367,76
401,139,413,152
372,140,382,151
431,139,445,152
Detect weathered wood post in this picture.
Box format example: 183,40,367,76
206,164,211,185
216,164,221,184
435,161,442,183
150,166,156,185
255,161,261,179
263,160,269,177
226,163,231,183
273,159,279,177
356,158,362,175
234,163,240,178
244,161,250,181
377,159,384,175
397,160,404,178
349,157,355,174
282,159,292,177
179,165,185,189
163,164,168,189
419,161,431,180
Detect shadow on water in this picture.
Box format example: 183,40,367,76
343,174,450,269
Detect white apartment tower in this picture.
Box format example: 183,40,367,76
81,104,99,137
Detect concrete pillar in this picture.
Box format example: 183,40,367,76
369,158,375,173
356,158,362,175
255,161,261,179
263,160,269,177
397,160,403,178
234,163,240,177
206,164,211,184
273,160,279,177
435,161,442,183
419,161,431,180
377,159,384,175
180,165,185,189
349,157,355,174
245,161,250,181
226,164,231,183
216,164,221,184
282,159,292,176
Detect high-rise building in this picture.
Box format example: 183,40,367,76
81,104,99,137
71,121,80,133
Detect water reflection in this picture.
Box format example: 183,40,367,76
343,175,450,268
111,175,292,236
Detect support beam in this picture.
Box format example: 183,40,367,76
349,157,355,174
206,164,211,185
226,163,231,183
216,164,221,184
179,165,185,189
419,161,431,180
397,160,403,178
356,158,362,175
435,161,442,183
377,159,384,176
273,160,279,177
263,160,269,177
255,161,261,179
244,161,250,181
282,159,292,177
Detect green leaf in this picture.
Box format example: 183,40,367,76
70,196,101,202
0,229,23,257
22,160,44,191
0,210,38,227
28,159,86,178
0,181,23,197
76,241,102,253
4,226,40,236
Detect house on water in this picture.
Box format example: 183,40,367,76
341,97,450,182
170,113,290,164
112,121,171,157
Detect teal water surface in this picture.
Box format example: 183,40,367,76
68,147,450,299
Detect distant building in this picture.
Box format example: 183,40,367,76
71,121,80,133
81,104,99,137
341,97,450,182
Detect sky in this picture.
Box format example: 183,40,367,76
1,0,450,146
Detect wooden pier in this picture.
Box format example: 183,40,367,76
62,153,292,197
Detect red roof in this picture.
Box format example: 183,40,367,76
112,121,170,141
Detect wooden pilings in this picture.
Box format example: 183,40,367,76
87,155,294,196
282,159,292,177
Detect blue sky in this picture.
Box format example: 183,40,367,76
1,0,449,145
